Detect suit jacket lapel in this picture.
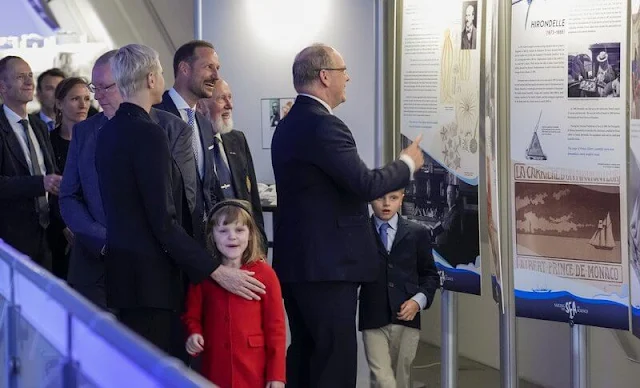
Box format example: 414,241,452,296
391,217,410,252
221,132,247,199
0,106,29,172
161,91,181,117
196,112,215,181
29,116,55,174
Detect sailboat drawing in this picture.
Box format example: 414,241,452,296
589,212,615,250
526,111,547,160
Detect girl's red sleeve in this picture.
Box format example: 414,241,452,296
181,283,203,336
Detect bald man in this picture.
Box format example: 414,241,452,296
271,44,424,387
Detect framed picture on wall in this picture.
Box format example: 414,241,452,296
261,97,294,149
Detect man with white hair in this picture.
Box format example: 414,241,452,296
95,44,264,351
197,79,266,250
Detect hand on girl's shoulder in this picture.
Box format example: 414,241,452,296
248,259,279,280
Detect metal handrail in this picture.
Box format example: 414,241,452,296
0,240,213,387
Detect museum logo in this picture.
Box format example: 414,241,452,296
438,270,453,287
554,301,589,320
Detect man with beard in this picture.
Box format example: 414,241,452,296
154,40,226,246
197,79,267,250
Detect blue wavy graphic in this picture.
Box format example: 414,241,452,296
515,290,629,330
633,307,640,339
436,262,481,295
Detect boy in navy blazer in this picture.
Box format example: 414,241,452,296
359,188,439,388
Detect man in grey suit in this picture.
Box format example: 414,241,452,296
153,40,226,245
59,50,198,308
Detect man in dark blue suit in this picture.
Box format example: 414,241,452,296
60,50,203,310
59,51,118,308
271,43,424,388
0,56,61,270
197,79,267,251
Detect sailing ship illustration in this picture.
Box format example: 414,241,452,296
532,272,551,293
589,212,615,250
525,111,547,160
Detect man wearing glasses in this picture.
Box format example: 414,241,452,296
58,50,122,309
59,50,197,315
271,44,425,387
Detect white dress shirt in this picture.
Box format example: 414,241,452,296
5,105,46,175
373,213,427,310
299,93,333,115
38,111,55,131
168,87,204,177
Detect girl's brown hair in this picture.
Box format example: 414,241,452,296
54,77,89,126
205,200,264,265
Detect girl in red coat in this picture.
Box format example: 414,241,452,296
182,200,286,388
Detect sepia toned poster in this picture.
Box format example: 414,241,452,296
485,0,504,308
629,0,640,339
511,0,629,329
401,0,482,295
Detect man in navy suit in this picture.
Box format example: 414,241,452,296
0,56,61,270
271,43,425,387
197,79,267,251
60,50,199,309
59,52,114,307
153,40,225,245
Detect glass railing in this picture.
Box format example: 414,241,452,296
0,240,214,388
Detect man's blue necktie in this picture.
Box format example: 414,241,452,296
185,108,202,178
379,222,390,251
213,137,235,199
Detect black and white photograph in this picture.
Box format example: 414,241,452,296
515,182,621,263
269,99,280,127
401,135,479,268
461,1,478,50
568,42,620,98
261,97,294,149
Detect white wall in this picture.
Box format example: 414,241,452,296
201,0,376,183
70,0,194,85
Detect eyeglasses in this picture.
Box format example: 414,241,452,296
317,67,348,74
88,82,116,94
